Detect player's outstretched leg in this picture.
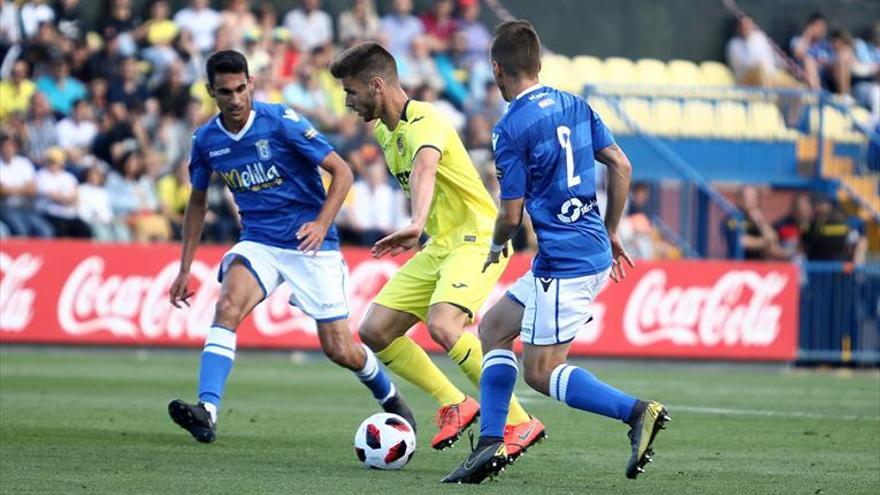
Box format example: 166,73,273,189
169,259,262,443
360,304,477,450
317,318,418,432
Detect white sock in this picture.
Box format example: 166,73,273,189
203,402,218,423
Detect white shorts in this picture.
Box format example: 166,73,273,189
506,268,611,346
218,240,349,323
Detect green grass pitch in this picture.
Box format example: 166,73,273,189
1,347,878,494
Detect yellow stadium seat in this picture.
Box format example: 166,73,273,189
588,97,631,135
620,97,652,132
681,100,715,137
651,99,683,136
604,57,637,85
698,61,735,86
635,58,668,86
572,55,605,86
541,54,581,93
716,101,749,138
667,59,700,86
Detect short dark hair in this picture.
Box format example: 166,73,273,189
806,12,825,25
491,20,541,79
329,41,398,82
206,50,250,87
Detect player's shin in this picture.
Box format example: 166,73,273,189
198,325,237,422
449,332,531,424
478,350,518,444
375,336,466,406
354,343,396,404
549,364,638,422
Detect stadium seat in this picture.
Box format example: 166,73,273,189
697,61,735,86
667,60,701,86
748,101,797,140
680,100,715,137
651,98,683,136
716,101,748,138
620,97,652,132
588,97,631,134
635,58,668,86
572,55,605,86
541,54,581,93
604,57,637,85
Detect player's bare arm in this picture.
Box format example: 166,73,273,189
371,147,439,258
482,197,521,273
297,151,354,254
595,143,635,283
170,188,209,308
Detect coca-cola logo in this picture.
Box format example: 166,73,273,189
623,269,788,347
0,251,43,332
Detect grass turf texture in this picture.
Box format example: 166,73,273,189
1,347,878,494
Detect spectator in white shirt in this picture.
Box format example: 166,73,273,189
0,133,54,237
34,147,91,238
284,0,333,53
78,165,131,242
173,0,222,54
0,0,21,44
351,159,408,246
20,0,54,39
56,98,98,162
726,16,800,88
381,0,424,57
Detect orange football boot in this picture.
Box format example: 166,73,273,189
431,396,480,450
504,416,546,462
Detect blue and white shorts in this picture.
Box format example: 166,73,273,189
218,240,349,323
506,268,611,346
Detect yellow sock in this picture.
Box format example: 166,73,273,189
448,332,532,425
376,336,465,406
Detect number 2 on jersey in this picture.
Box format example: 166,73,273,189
556,126,581,188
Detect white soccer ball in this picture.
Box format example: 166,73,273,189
353,413,416,470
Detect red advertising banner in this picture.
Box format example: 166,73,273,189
0,239,799,360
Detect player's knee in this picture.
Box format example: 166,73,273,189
426,320,459,351
214,296,245,328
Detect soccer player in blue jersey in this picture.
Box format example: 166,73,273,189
166,50,415,443
443,21,669,483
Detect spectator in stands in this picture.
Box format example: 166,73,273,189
464,113,492,173
78,164,131,242
140,0,181,86
284,0,332,53
455,0,491,68
100,0,139,57
157,158,191,240
36,57,87,116
0,60,37,122
173,0,221,55
54,0,84,41
205,174,240,243
23,91,59,165
56,98,98,163
108,56,149,109
105,150,171,242
152,59,191,119
802,193,856,262
381,0,424,58
0,0,22,46
420,0,456,52
19,21,60,79
0,133,54,238
34,147,91,238
400,35,444,92
790,12,833,91
727,16,800,88
220,0,257,51
20,0,55,40
772,192,813,261
853,24,880,120
337,0,380,47
84,29,124,82
350,159,407,246
724,185,778,260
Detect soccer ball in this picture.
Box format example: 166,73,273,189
353,413,416,470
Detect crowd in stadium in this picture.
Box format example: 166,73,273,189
0,0,874,263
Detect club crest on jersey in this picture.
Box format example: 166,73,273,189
396,135,404,155
255,139,272,161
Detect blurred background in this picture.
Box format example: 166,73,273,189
0,0,878,365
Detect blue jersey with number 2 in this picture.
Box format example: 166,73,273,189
493,85,613,278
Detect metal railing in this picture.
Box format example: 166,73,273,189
798,262,880,365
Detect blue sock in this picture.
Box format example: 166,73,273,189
355,344,396,404
198,325,236,417
479,350,519,439
550,364,637,422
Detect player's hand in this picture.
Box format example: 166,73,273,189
297,220,329,255
482,244,509,273
169,271,194,308
372,224,422,258
608,232,635,283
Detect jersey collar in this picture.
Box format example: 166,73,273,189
399,99,412,122
215,109,256,141
514,83,544,101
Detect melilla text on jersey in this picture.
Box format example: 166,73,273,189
216,138,285,193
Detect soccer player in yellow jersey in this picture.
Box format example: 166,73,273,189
330,41,544,458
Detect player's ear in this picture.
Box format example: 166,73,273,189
369,76,384,95
247,75,255,89
491,60,502,80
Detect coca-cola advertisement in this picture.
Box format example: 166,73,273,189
0,239,799,360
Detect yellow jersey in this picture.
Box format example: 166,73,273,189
374,100,497,251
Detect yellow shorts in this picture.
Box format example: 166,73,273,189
374,243,511,322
